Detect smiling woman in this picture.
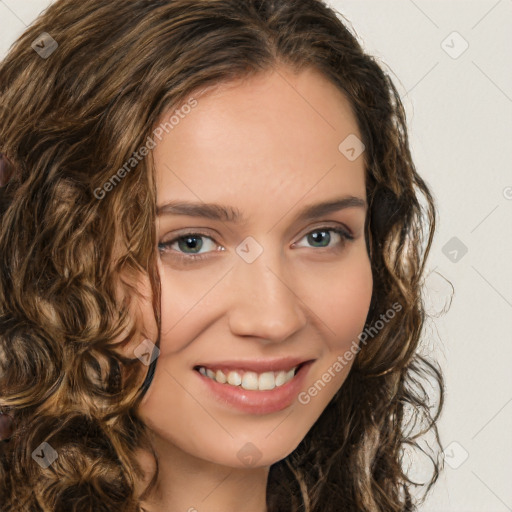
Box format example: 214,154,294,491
0,1,444,512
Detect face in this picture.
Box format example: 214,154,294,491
136,65,373,469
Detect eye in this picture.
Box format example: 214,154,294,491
158,231,221,260
293,226,354,249
158,225,355,263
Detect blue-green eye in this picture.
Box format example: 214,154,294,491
158,226,354,262
158,232,218,257
294,228,353,249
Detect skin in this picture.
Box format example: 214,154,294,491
133,64,373,512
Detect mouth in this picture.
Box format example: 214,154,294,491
193,360,311,392
193,359,315,414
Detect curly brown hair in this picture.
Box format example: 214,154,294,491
0,0,445,510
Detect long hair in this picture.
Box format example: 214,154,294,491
0,1,445,510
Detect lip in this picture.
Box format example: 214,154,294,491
194,359,315,415
193,356,313,373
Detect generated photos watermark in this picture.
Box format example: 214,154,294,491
94,96,198,200
298,301,403,405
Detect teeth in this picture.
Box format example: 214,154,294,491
275,370,288,387
241,371,259,390
227,371,242,386
215,369,227,383
197,365,299,390
258,371,275,390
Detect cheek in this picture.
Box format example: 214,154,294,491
296,254,372,410
304,251,373,347
157,262,218,354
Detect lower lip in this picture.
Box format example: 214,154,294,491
194,361,314,415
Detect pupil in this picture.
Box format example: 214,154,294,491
309,230,330,247
179,236,203,253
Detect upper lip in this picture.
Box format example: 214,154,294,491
194,356,315,373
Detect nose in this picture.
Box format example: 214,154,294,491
226,252,307,344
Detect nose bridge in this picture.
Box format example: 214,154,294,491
227,242,307,342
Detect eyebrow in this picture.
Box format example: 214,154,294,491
156,196,366,224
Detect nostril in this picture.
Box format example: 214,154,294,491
0,153,14,187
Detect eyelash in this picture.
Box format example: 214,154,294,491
158,226,354,263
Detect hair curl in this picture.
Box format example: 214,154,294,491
0,1,445,510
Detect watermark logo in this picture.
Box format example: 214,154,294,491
31,32,58,59
32,441,58,468
442,236,468,263
237,442,263,466
236,236,264,263
338,134,365,162
441,31,469,60
134,339,160,366
443,441,469,469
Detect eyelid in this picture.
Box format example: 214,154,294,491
158,222,355,259
157,229,222,262
296,221,353,239
161,221,353,243
159,228,220,248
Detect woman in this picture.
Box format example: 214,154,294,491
0,1,444,511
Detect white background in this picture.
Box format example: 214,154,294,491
1,1,511,511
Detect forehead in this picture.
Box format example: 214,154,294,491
153,66,366,219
